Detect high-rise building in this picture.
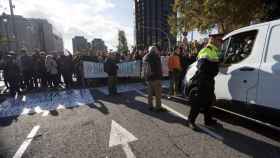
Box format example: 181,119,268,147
134,0,176,51
72,36,89,54
91,38,107,54
0,13,64,54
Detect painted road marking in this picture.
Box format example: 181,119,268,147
0,89,94,118
42,111,49,117
13,125,40,158
135,90,224,141
109,120,138,158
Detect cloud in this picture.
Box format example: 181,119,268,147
8,0,133,52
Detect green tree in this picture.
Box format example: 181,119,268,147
117,30,129,54
169,0,264,35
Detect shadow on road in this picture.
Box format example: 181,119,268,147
88,100,109,115
98,90,280,157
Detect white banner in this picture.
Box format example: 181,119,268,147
117,60,141,77
83,61,141,79
83,57,169,79
83,61,107,78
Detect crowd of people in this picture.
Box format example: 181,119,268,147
0,49,80,97
82,39,206,64
0,38,206,98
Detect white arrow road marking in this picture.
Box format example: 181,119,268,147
13,125,40,158
134,90,224,141
42,111,49,117
109,120,138,158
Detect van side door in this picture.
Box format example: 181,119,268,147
258,23,280,110
215,26,268,104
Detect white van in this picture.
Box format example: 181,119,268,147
183,19,280,121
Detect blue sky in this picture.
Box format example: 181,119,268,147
0,0,135,51
0,0,211,52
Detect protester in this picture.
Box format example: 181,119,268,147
104,53,119,95
143,46,166,112
187,37,221,129
59,54,74,88
168,46,182,95
4,54,21,96
0,54,10,90
32,50,41,88
45,55,59,88
38,52,48,88
20,49,34,90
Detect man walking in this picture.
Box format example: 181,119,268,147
104,54,118,96
187,36,221,128
143,46,166,112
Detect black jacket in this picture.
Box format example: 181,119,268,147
143,52,162,81
188,58,219,105
104,59,118,76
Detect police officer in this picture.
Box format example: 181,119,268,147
187,36,221,128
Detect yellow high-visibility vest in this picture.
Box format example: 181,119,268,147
197,44,220,62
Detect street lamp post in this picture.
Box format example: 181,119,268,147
141,26,171,52
8,0,18,51
2,13,10,51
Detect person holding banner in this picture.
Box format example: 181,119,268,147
104,54,119,96
143,46,166,112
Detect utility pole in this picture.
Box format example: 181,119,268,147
8,0,18,51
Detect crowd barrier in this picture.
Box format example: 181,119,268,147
83,56,169,79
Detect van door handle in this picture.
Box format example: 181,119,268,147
239,67,255,71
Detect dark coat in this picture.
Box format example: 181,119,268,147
5,57,20,81
143,52,162,81
104,58,118,76
188,58,219,106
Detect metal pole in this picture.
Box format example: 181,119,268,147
141,26,171,53
8,0,18,51
4,21,10,51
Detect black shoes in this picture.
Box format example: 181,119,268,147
205,119,218,126
149,107,167,112
186,120,200,131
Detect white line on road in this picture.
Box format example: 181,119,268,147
135,90,224,141
13,125,40,158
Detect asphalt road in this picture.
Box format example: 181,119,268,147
0,86,280,158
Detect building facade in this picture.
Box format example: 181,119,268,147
91,38,107,54
72,36,89,54
134,0,176,51
0,13,64,54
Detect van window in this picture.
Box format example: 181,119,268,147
220,38,230,61
224,30,258,64
266,25,280,64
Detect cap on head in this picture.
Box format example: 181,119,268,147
40,51,46,55
148,46,158,54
